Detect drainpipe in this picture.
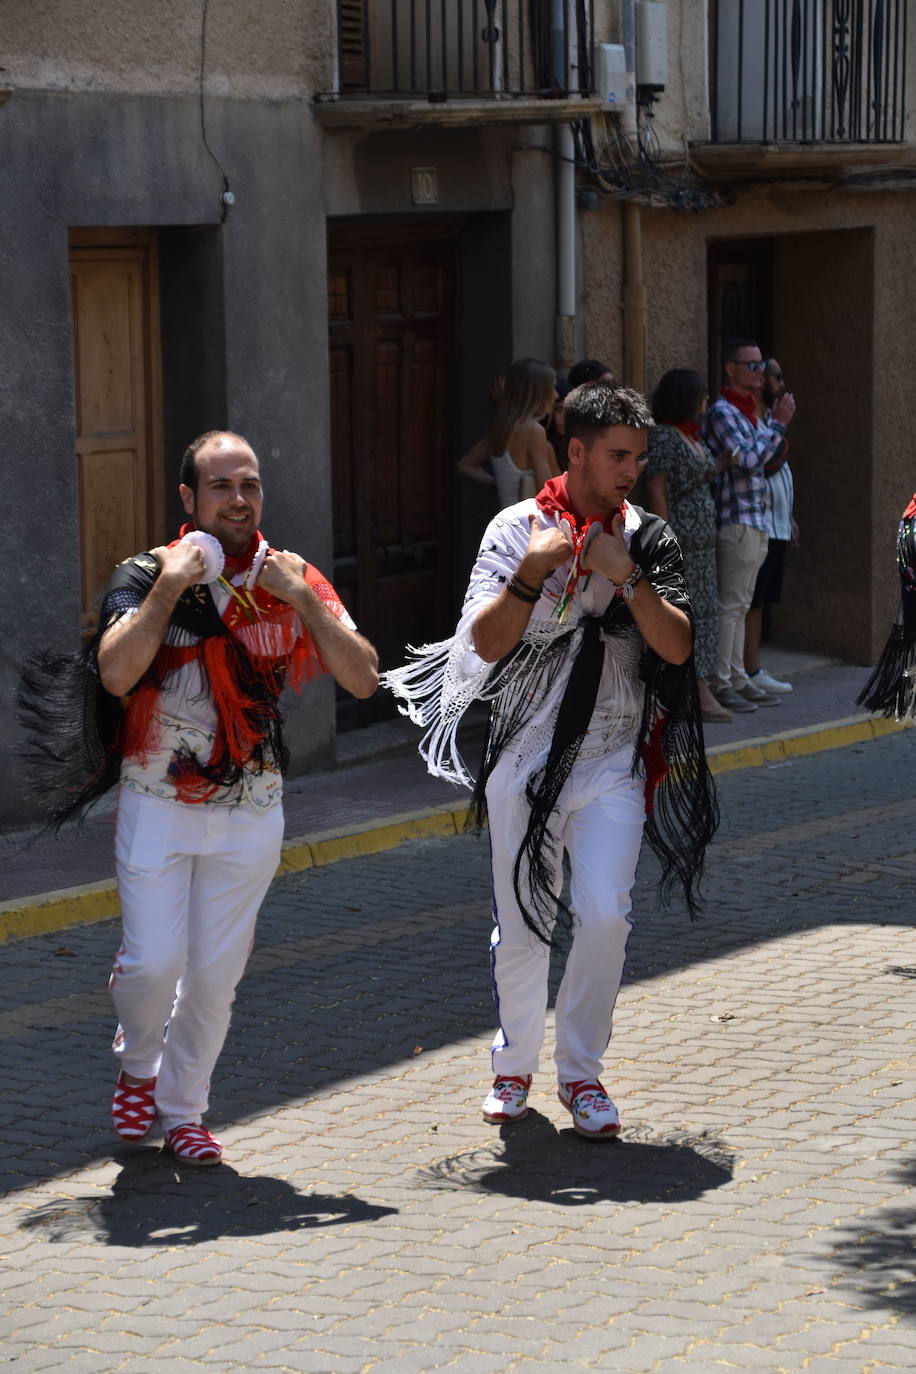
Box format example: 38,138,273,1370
621,0,639,141
621,201,647,393
620,0,646,392
555,122,576,373
553,0,575,372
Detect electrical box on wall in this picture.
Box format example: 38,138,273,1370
590,45,634,112
636,2,668,93
594,44,634,112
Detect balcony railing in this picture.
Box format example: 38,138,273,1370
715,0,907,143
333,0,595,101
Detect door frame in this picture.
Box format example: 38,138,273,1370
69,226,165,636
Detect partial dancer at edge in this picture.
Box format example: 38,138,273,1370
21,431,378,1165
384,384,717,1137
858,491,916,721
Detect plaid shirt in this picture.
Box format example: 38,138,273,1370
703,396,788,531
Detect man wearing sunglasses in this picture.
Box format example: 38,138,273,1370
702,338,796,714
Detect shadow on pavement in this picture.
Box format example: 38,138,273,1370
17,1146,397,1247
824,1157,916,1320
416,1110,734,1207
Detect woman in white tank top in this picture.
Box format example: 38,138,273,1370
457,358,561,509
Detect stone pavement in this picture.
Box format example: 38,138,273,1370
1,731,915,1372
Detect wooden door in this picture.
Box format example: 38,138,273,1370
706,237,773,390
328,223,457,726
70,229,164,639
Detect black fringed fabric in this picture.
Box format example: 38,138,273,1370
18,553,291,831
857,503,916,719
470,508,719,947
18,644,124,831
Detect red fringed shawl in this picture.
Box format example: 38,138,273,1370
117,527,339,802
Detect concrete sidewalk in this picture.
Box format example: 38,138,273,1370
0,651,900,942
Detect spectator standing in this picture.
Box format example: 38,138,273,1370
546,377,572,470
567,358,615,389
743,357,796,694
457,358,560,508
645,369,728,722
702,339,796,714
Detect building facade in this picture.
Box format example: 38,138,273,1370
1,1,912,824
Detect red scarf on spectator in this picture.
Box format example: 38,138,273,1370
720,387,758,427
675,420,703,442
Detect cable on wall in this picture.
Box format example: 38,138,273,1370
199,0,235,220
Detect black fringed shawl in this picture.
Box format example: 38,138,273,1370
18,553,297,830
470,508,719,946
857,496,916,719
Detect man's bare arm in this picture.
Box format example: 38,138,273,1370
97,543,207,697
258,551,379,699
472,517,572,663
584,516,692,666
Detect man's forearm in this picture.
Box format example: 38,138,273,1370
290,585,379,699
97,577,183,697
471,553,548,662
627,580,692,665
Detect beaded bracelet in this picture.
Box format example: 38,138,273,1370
506,579,540,604
613,565,643,601
511,572,543,597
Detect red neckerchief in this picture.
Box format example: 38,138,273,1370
535,474,623,534
535,475,625,621
720,387,758,428
675,420,703,442
171,522,291,629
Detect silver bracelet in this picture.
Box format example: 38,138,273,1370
614,565,643,601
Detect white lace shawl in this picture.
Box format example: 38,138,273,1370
383,499,646,791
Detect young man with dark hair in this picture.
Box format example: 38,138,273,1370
386,383,716,1137
702,339,796,714
23,432,378,1164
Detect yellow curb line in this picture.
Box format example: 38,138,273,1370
705,712,903,775
0,880,121,945
0,714,904,944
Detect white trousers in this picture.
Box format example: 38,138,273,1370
111,788,284,1132
713,522,769,691
486,744,645,1085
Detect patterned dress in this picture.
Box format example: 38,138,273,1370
645,424,718,679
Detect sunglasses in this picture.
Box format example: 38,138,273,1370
731,359,767,372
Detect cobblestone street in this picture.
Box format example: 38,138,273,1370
2,733,915,1372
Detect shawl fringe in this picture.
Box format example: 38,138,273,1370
856,618,916,720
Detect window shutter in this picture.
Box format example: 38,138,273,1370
338,1,368,90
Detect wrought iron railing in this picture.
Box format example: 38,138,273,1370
334,1,595,100
714,0,907,143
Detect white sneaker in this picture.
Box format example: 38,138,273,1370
752,668,793,694
482,1075,532,1124
558,1080,621,1137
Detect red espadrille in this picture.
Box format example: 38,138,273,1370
112,1072,157,1140
164,1124,223,1166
